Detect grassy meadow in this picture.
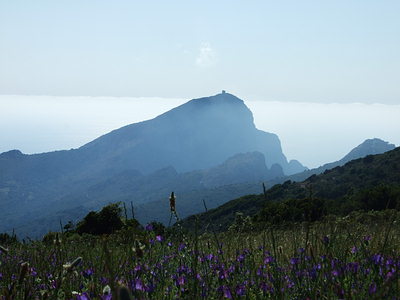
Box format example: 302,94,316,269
1,210,400,299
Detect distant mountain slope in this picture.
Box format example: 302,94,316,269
289,138,395,182
0,93,305,183
80,92,304,174
180,146,400,232
0,92,307,237
0,151,277,237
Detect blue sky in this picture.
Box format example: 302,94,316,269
1,0,399,103
1,1,399,167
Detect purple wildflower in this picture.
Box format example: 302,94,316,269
177,276,186,286
386,271,394,280
290,257,300,265
145,281,155,293
236,284,246,296
145,223,154,231
83,268,94,278
76,293,90,300
264,256,274,264
178,243,186,251
206,254,214,261
369,282,377,295
100,276,109,285
372,254,383,265
134,278,145,291
222,286,232,299
237,254,245,262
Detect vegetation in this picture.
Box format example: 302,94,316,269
75,203,125,236
181,147,400,232
1,209,400,299
1,148,400,298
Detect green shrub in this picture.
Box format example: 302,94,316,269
76,203,124,235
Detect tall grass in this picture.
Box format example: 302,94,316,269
1,210,400,299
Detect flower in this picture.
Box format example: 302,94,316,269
369,282,377,294
134,278,145,291
177,276,186,286
221,286,232,299
83,268,94,278
236,284,246,296
178,243,186,251
264,256,274,264
76,292,90,300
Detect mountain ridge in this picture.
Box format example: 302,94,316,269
288,138,395,182
180,145,400,232
0,92,306,237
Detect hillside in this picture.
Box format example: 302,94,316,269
288,138,395,182
180,146,400,232
1,138,394,237
0,92,308,237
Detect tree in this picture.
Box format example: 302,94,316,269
76,203,124,235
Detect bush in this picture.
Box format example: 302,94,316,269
0,232,18,245
76,203,124,235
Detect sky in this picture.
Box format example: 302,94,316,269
0,1,399,168
1,1,399,103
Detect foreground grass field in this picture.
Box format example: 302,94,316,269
1,210,400,299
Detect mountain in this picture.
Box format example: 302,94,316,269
180,146,400,232
0,92,305,237
79,92,304,174
0,152,275,237
200,152,283,188
288,138,395,182
341,138,396,162
0,93,304,181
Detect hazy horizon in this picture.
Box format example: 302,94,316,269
1,1,399,168
1,1,399,103
1,94,399,169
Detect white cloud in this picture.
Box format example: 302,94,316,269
195,42,217,68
